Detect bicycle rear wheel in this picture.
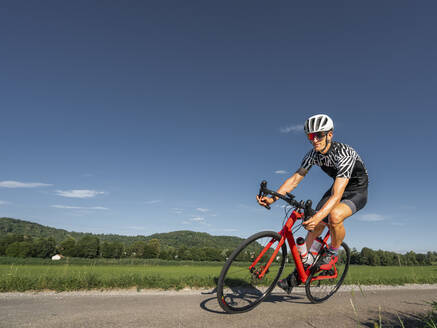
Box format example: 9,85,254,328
216,231,287,313
305,242,350,304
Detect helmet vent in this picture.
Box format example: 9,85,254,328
321,116,327,128
315,116,322,131
310,118,315,132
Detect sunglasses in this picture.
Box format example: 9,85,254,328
307,131,328,141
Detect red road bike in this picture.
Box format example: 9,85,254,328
216,181,350,313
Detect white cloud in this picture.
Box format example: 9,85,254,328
280,124,304,134
171,208,184,214
357,213,386,222
0,181,52,188
196,208,209,212
145,200,161,205
182,216,211,225
274,170,289,174
52,205,81,209
51,205,108,210
189,217,211,226
55,189,105,198
190,217,205,222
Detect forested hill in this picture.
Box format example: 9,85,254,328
0,217,245,248
146,231,245,249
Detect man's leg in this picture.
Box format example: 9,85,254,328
328,203,353,248
306,188,331,248
305,222,325,249
318,202,353,270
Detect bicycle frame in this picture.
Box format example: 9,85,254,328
248,209,333,284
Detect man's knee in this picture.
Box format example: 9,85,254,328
329,206,349,226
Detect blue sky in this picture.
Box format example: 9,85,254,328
1,1,436,253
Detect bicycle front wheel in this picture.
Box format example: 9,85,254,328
305,242,350,304
216,231,287,313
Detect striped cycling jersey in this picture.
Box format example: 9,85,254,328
300,141,368,191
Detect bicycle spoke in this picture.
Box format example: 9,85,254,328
305,242,350,303
217,231,286,313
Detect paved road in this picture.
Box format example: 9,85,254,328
1,286,436,328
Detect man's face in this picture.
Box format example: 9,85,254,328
307,131,333,152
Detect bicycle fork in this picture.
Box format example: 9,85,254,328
248,237,284,279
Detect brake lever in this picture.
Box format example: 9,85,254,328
304,200,315,221
259,180,267,197
258,180,271,210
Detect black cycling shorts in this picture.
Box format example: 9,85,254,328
315,187,368,224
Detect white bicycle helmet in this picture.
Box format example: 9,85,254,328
304,114,334,134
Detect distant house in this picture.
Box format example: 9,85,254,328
51,254,64,260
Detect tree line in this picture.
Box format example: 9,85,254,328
0,233,229,261
0,233,436,265
0,218,246,250
349,247,434,266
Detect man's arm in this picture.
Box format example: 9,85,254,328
256,170,306,208
303,177,349,228
275,171,306,198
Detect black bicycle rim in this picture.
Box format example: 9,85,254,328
217,231,286,313
305,242,350,304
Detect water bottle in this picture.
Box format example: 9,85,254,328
309,237,323,257
296,237,314,266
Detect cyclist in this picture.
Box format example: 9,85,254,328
256,114,368,294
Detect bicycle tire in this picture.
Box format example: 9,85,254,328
216,231,287,313
305,241,350,304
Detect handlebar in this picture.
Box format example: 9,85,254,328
258,180,316,220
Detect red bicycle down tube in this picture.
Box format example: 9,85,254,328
284,210,308,283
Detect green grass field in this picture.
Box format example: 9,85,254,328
0,257,436,292
0,263,222,291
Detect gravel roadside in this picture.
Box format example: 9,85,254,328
1,283,437,297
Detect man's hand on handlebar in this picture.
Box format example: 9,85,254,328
256,195,275,209
302,216,320,231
